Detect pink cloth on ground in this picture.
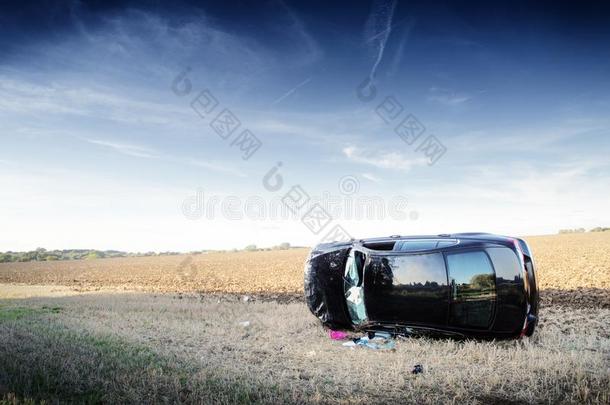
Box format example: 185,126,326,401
329,330,349,340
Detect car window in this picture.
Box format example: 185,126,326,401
437,240,458,248
394,239,458,251
388,253,447,286
345,285,367,325
363,252,449,326
446,250,496,328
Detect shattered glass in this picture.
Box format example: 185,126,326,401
344,250,368,325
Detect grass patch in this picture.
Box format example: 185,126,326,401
0,306,63,322
0,393,41,405
0,317,288,404
0,307,40,322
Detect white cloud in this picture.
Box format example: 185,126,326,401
343,145,427,171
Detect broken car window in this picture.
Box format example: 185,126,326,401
344,250,368,325
344,250,364,287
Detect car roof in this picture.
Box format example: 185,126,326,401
314,233,519,252
360,232,514,243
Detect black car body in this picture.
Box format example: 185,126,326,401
304,233,538,339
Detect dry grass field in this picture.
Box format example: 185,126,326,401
0,248,308,295
0,232,609,404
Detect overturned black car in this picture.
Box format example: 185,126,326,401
304,233,538,339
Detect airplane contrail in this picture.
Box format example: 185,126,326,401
270,77,313,106
365,0,397,82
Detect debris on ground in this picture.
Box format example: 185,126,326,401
238,320,250,327
242,295,250,302
412,364,423,374
329,330,349,340
342,331,395,350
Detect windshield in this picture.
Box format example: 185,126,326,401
344,249,368,325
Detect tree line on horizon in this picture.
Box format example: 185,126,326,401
558,227,610,234
0,243,296,263
0,248,181,263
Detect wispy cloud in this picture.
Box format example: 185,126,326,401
184,159,247,178
86,139,159,158
388,19,415,77
362,172,382,183
343,145,427,171
0,76,186,125
65,8,269,81
248,115,361,145
449,121,610,156
412,159,610,209
84,138,246,177
427,87,472,106
276,0,322,65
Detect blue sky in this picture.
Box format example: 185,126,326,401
1,0,609,251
